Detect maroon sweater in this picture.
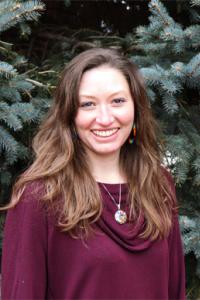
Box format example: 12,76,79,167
2,182,185,299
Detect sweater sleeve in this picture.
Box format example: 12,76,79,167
1,182,48,299
168,214,186,300
165,169,186,300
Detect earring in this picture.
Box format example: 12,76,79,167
128,124,136,144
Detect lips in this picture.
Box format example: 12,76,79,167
92,128,119,137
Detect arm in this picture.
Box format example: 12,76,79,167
1,182,48,299
168,213,186,300
163,168,186,299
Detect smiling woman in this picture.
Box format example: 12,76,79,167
1,48,185,299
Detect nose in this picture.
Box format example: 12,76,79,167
96,104,114,126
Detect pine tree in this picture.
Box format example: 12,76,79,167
123,0,200,296
0,0,45,202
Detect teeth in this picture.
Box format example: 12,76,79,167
92,129,118,137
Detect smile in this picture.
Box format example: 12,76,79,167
92,128,119,137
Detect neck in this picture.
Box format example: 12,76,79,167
86,151,126,184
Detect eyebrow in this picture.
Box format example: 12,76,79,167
79,91,127,99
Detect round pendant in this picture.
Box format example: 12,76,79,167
115,209,127,224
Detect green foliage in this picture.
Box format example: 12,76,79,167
191,0,200,7
125,0,200,296
0,0,45,34
130,0,200,187
180,216,200,259
0,0,46,202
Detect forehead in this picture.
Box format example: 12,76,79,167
79,66,130,96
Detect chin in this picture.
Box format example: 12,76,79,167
93,147,120,156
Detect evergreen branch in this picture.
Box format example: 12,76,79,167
180,215,196,232
38,70,56,75
0,86,22,102
12,56,27,67
26,78,45,87
178,119,200,155
31,97,51,111
185,25,200,47
23,66,38,76
196,259,200,279
0,102,22,130
146,88,156,103
72,28,104,38
5,141,29,164
0,40,13,49
0,170,12,186
19,22,32,36
140,65,165,86
0,125,18,153
180,215,200,260
161,26,184,42
0,1,45,33
174,161,190,184
0,61,17,78
161,94,179,115
149,0,174,27
0,40,13,54
0,1,14,13
170,62,185,78
165,135,193,183
11,102,39,123
160,79,182,95
186,53,200,78
189,9,200,24
87,35,124,42
191,0,200,7
10,78,34,92
0,45,10,56
139,42,167,53
192,157,200,185
130,55,153,68
0,100,39,131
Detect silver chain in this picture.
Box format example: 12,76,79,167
101,183,121,210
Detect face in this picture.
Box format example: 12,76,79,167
74,65,135,159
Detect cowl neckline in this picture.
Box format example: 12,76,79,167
97,182,154,252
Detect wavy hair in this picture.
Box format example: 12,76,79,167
5,48,176,239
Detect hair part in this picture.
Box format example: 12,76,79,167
5,48,175,240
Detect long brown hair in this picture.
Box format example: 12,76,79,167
5,48,176,240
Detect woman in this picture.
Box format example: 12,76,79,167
2,48,185,299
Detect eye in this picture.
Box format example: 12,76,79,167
80,101,95,108
112,98,126,104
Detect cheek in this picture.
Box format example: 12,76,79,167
74,114,82,132
118,106,134,125
74,112,91,131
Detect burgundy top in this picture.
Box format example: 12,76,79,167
1,181,185,299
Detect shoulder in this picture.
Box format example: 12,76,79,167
21,180,45,201
4,181,49,246
8,180,47,220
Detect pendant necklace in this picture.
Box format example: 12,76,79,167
101,183,127,224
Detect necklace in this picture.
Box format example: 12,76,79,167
101,183,127,224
